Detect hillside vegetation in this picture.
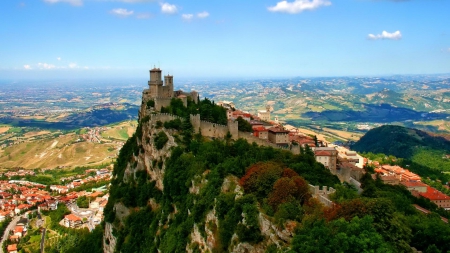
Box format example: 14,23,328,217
353,125,450,172
103,99,450,253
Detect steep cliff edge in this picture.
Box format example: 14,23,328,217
102,98,340,253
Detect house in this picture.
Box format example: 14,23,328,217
418,186,450,210
381,165,421,182
13,226,25,238
63,213,83,228
252,125,268,140
268,126,290,145
314,147,338,171
379,175,400,185
401,181,428,193
7,244,18,253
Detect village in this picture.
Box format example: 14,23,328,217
0,168,111,253
218,100,450,216
1,95,449,252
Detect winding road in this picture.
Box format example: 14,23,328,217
0,216,20,253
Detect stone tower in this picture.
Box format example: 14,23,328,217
148,67,163,97
164,74,174,97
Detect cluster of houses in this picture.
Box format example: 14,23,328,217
1,169,36,178
49,168,111,194
0,181,50,221
6,217,29,253
61,192,109,229
218,101,450,213
79,127,105,143
374,165,450,210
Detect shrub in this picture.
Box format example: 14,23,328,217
154,131,169,150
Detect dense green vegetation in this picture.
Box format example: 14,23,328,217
103,102,450,252
76,196,90,208
105,112,339,252
353,125,450,169
160,97,227,124
40,203,104,253
354,125,450,181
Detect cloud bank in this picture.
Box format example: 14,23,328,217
268,0,331,14
182,14,194,20
110,8,134,17
43,0,83,6
197,11,209,18
161,3,177,14
368,30,402,40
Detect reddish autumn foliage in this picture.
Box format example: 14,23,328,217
268,177,297,209
268,176,311,210
281,168,299,178
239,161,284,198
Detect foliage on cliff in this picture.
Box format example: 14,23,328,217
104,102,450,253
160,97,227,124
104,107,340,252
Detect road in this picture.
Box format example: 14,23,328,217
0,216,20,253
40,228,46,253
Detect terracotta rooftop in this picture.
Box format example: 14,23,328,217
401,181,427,188
65,213,82,222
268,127,289,133
419,186,450,201
7,244,17,251
315,150,333,156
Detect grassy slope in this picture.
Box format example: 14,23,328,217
0,121,136,169
353,125,450,171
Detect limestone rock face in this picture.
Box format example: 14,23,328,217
103,222,117,253
103,109,295,253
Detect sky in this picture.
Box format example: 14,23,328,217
1,0,450,80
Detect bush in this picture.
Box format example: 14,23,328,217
154,131,169,150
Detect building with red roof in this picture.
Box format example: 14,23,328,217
268,126,289,145
63,213,83,228
418,186,450,210
314,147,338,171
252,125,268,140
7,244,18,253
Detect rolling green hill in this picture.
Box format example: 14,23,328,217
352,125,450,172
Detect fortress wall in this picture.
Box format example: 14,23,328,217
199,121,229,139
151,113,183,124
154,97,172,111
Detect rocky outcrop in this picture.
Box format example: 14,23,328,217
103,222,117,253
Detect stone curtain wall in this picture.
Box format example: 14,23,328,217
146,112,301,155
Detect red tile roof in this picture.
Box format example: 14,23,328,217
315,151,333,156
65,213,82,222
419,186,450,201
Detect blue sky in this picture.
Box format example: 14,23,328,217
1,0,449,79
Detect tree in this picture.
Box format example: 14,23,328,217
236,116,253,132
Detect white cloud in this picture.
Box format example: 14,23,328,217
43,0,83,7
161,3,177,14
69,63,78,68
23,65,31,70
368,30,402,40
268,0,331,14
37,63,56,69
197,11,209,18
110,8,134,17
57,57,61,61
112,0,154,2
136,13,152,19
182,14,194,21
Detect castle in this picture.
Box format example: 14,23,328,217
141,67,198,112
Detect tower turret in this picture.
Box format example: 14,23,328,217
148,67,163,97
164,74,173,92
